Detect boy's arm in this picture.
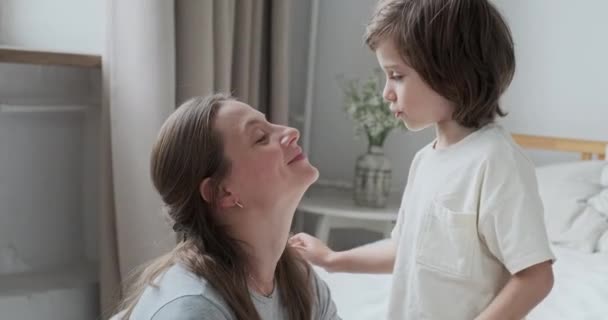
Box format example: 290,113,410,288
476,154,556,319
289,233,396,273
475,261,554,320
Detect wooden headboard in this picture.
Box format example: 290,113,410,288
512,134,607,161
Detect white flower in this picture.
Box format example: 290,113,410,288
341,70,406,146
367,96,380,107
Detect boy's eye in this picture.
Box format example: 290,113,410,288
389,72,403,80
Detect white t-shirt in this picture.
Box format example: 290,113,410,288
388,123,555,320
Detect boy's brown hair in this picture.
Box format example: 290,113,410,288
365,0,515,128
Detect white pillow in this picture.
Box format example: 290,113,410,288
588,189,608,214
601,164,608,187
552,205,608,253
536,161,605,240
536,160,606,184
597,229,608,253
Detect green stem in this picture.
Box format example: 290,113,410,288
367,128,392,148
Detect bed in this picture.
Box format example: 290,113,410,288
316,133,608,320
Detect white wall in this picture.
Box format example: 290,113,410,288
494,0,608,164
0,0,104,53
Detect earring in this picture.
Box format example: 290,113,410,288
235,200,244,208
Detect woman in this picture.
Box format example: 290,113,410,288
116,94,340,319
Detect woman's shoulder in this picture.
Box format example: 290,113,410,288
308,268,341,320
149,295,232,320
130,263,230,319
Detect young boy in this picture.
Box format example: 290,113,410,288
289,0,555,319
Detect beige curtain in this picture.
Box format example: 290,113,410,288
176,0,290,123
100,0,293,316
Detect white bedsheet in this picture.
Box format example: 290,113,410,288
528,247,608,320
316,247,608,320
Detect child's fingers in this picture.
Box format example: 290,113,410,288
291,245,308,253
291,232,312,239
289,233,309,245
288,237,302,246
290,238,310,249
291,240,306,248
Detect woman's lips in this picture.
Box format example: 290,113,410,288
288,152,306,164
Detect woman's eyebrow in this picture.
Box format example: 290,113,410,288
243,118,265,131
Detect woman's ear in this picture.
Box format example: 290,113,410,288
201,178,240,209
217,187,240,209
199,178,214,203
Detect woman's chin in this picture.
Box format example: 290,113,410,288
305,166,320,186
289,165,319,195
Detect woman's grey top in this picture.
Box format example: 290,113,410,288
129,263,341,320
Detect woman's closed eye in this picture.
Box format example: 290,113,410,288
254,130,269,145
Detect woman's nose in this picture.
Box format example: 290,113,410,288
280,127,300,146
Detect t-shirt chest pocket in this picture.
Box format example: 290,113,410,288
416,199,478,279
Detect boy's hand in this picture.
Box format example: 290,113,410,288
289,233,335,269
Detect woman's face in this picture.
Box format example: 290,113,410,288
213,101,318,211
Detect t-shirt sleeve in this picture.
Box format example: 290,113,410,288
151,295,232,320
391,206,405,241
311,269,342,320
478,154,555,274
392,153,421,241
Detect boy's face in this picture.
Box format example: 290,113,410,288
376,39,454,131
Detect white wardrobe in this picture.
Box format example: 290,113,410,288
0,52,100,319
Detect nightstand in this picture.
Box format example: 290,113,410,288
296,185,401,243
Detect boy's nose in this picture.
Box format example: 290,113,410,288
383,87,396,102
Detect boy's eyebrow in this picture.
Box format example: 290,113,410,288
383,64,402,70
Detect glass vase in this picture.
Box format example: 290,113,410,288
353,145,392,208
